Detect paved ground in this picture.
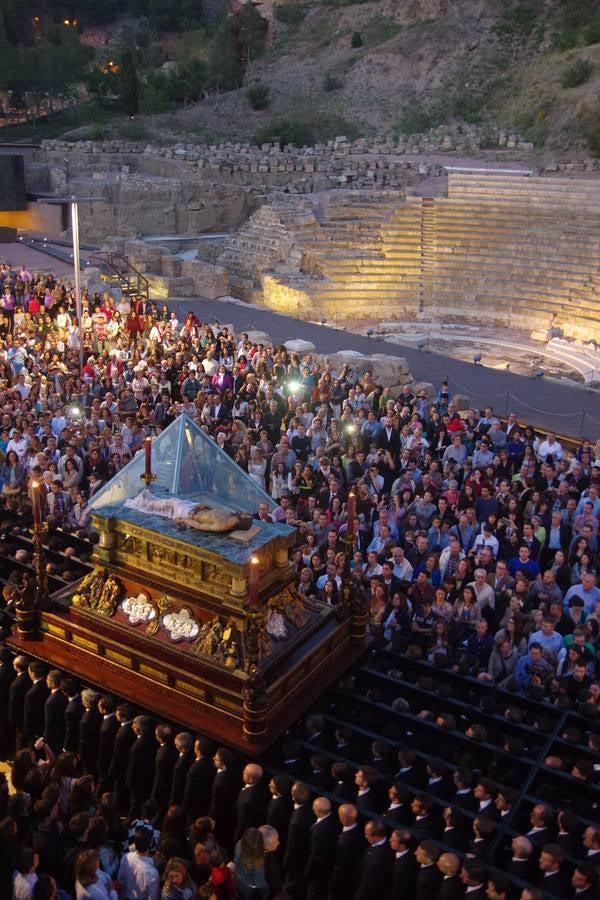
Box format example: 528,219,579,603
174,298,600,440
0,242,75,277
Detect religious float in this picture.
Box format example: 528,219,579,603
8,415,367,752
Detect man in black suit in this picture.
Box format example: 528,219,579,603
23,660,49,748
507,835,536,883
169,731,195,808
582,825,600,866
393,746,425,789
79,689,102,778
126,715,157,818
526,803,556,850
436,852,463,900
304,796,339,900
354,766,382,815
328,803,364,900
109,702,136,813
378,416,401,455
485,873,511,900
43,669,66,755
353,819,394,900
426,757,450,799
283,781,315,900
209,746,239,853
414,839,442,900
62,678,83,755
538,843,569,896
570,862,598,899
473,777,499,821
389,828,417,900
451,767,477,812
182,736,214,823
441,806,468,852
151,723,178,819
96,694,118,794
235,762,270,843
8,654,30,753
267,775,293,857
0,647,15,760
308,753,333,792
411,795,441,840
459,859,487,900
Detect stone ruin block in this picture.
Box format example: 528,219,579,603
181,259,229,300
160,255,182,278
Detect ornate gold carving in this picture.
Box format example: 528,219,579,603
193,616,242,670
203,563,231,587
71,569,123,618
267,584,309,630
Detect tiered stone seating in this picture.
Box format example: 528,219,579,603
419,175,600,338
304,197,423,317
225,174,600,334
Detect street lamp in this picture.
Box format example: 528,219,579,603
41,194,101,371
71,197,83,370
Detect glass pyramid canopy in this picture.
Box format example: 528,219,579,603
88,414,277,515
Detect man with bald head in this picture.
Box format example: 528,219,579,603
304,796,339,900
328,803,365,900
234,761,270,843
508,835,535,882
436,852,462,900
390,828,417,900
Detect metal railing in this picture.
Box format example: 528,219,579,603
87,252,150,300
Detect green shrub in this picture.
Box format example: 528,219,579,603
247,82,270,110
120,120,149,141
578,99,600,155
363,15,401,46
560,58,593,87
255,118,314,146
553,27,581,51
322,72,342,92
393,107,437,136
274,4,307,25
495,0,543,44
88,124,107,141
583,21,600,45
351,31,363,47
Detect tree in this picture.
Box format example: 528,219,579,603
180,0,203,30
235,3,267,64
119,48,139,115
207,19,243,91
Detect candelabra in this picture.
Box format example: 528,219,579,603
140,436,157,487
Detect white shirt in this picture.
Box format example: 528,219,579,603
117,851,159,900
13,872,38,900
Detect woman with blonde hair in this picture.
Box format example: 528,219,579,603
75,849,117,899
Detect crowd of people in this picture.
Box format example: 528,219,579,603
0,260,599,900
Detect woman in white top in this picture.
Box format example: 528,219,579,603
76,849,118,899
247,447,267,491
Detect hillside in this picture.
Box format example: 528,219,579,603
3,0,600,156
147,0,600,155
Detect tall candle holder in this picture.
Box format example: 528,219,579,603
243,554,268,739
15,481,47,639
141,435,157,487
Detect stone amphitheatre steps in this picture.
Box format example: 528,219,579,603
297,177,600,337
222,175,600,340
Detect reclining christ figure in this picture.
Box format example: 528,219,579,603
124,489,253,532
